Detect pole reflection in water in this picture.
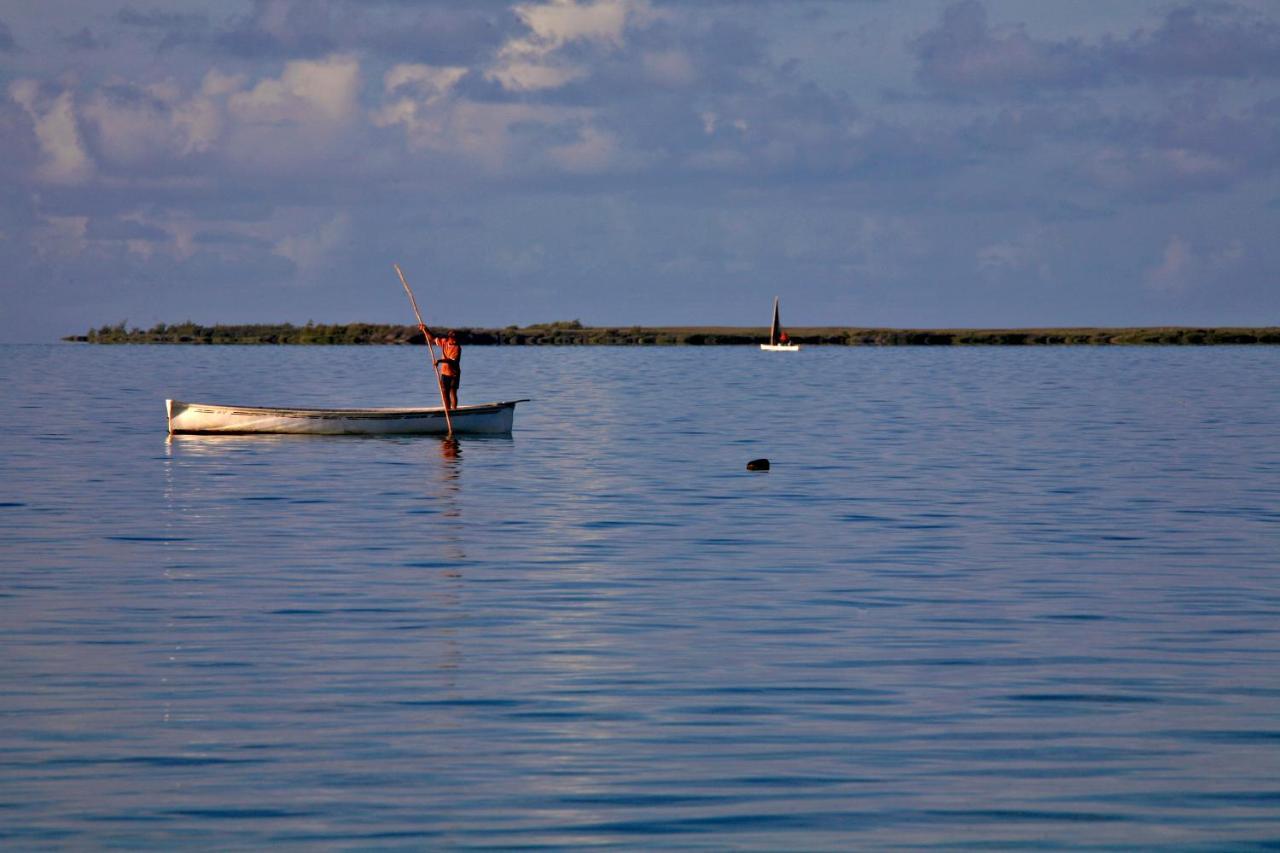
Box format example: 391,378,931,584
432,435,464,547
422,436,466,676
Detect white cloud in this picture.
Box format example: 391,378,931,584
384,64,467,100
228,55,361,125
977,226,1056,281
202,70,247,98
1146,234,1247,294
489,0,652,91
642,49,696,87
519,0,634,46
373,64,594,173
1146,235,1193,293
1211,238,1244,269
82,80,221,165
273,212,351,273
9,81,94,185
547,124,620,173
372,63,470,152
33,214,88,257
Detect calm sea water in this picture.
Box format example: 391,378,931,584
1,343,1278,849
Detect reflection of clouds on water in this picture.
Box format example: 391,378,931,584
159,431,485,701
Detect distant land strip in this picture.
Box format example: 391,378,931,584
65,321,1280,346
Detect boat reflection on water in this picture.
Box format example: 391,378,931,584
163,432,299,456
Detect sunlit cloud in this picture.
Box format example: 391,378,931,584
228,54,360,125
489,0,651,91
9,81,94,184
273,211,352,273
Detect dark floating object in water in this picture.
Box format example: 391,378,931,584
747,458,770,471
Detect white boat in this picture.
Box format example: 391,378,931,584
760,296,800,351
166,398,527,435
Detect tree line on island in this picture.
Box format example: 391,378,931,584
66,320,1280,346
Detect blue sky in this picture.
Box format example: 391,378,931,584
1,0,1278,342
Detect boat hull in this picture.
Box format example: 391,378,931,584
166,399,525,435
760,344,801,351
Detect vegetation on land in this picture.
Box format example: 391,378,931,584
65,320,1280,346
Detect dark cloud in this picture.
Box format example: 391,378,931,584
116,7,211,52
1082,97,1280,201
0,18,15,52
912,1,1280,97
3,1,1278,342
1114,4,1280,80
484,11,868,185
62,27,108,51
911,1,1106,95
117,7,209,30
97,81,173,110
208,0,512,63
85,218,169,241
194,230,274,249
357,6,514,65
0,94,40,185
215,0,338,59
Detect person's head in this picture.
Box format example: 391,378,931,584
446,329,457,340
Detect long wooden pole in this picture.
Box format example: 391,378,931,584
394,263,454,436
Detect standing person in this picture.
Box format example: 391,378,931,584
426,328,461,410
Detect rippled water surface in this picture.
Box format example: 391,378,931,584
2,343,1278,849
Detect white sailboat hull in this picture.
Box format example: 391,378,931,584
166,399,526,435
760,344,801,351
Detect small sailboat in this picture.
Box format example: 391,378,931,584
760,296,800,351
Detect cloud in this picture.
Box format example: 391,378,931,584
63,27,108,51
375,93,590,173
1145,233,1246,293
1146,235,1194,292
0,19,15,53
195,229,274,249
1116,4,1280,80
32,214,89,257
1073,91,1280,201
912,1,1280,96
273,211,351,272
546,123,621,173
81,79,222,167
8,81,95,184
203,0,510,64
977,226,1056,281
116,7,208,31
115,6,211,52
216,0,338,58
489,0,652,91
85,217,169,241
9,53,367,192
228,54,360,124
911,1,1102,94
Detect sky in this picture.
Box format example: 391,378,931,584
1,0,1278,342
